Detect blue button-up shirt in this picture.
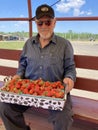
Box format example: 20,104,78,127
17,34,76,82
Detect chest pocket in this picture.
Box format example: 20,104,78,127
44,51,63,66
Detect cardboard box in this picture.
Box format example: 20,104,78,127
0,81,66,111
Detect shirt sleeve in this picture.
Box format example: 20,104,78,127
16,41,28,78
63,40,76,82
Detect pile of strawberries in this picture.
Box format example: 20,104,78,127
2,79,65,98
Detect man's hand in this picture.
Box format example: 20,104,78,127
12,75,21,80
63,77,74,93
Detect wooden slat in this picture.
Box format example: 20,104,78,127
0,49,21,60
74,55,98,70
72,96,98,124
74,77,98,92
56,16,98,21
25,96,98,125
24,110,98,130
0,66,17,76
0,18,29,21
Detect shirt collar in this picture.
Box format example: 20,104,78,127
32,33,57,45
51,34,57,44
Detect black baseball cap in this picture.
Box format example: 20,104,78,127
35,4,55,19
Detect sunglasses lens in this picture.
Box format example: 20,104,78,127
37,20,52,26
37,21,43,26
45,20,51,26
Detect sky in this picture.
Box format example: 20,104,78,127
0,0,98,34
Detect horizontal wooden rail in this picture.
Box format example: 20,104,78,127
56,16,98,21
1,16,98,21
75,77,98,92
74,55,98,70
0,49,21,61
0,66,17,76
0,18,29,21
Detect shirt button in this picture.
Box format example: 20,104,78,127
39,66,42,69
41,55,43,58
50,53,52,56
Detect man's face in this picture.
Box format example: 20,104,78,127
35,16,56,40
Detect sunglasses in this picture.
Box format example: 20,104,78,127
36,20,52,27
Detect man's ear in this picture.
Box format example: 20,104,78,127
54,18,56,24
53,18,56,27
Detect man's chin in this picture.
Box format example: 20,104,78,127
40,34,51,40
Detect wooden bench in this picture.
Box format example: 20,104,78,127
0,48,98,130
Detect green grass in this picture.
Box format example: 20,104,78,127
0,41,25,50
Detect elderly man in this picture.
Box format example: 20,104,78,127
0,4,76,130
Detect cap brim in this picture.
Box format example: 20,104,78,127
36,13,54,19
